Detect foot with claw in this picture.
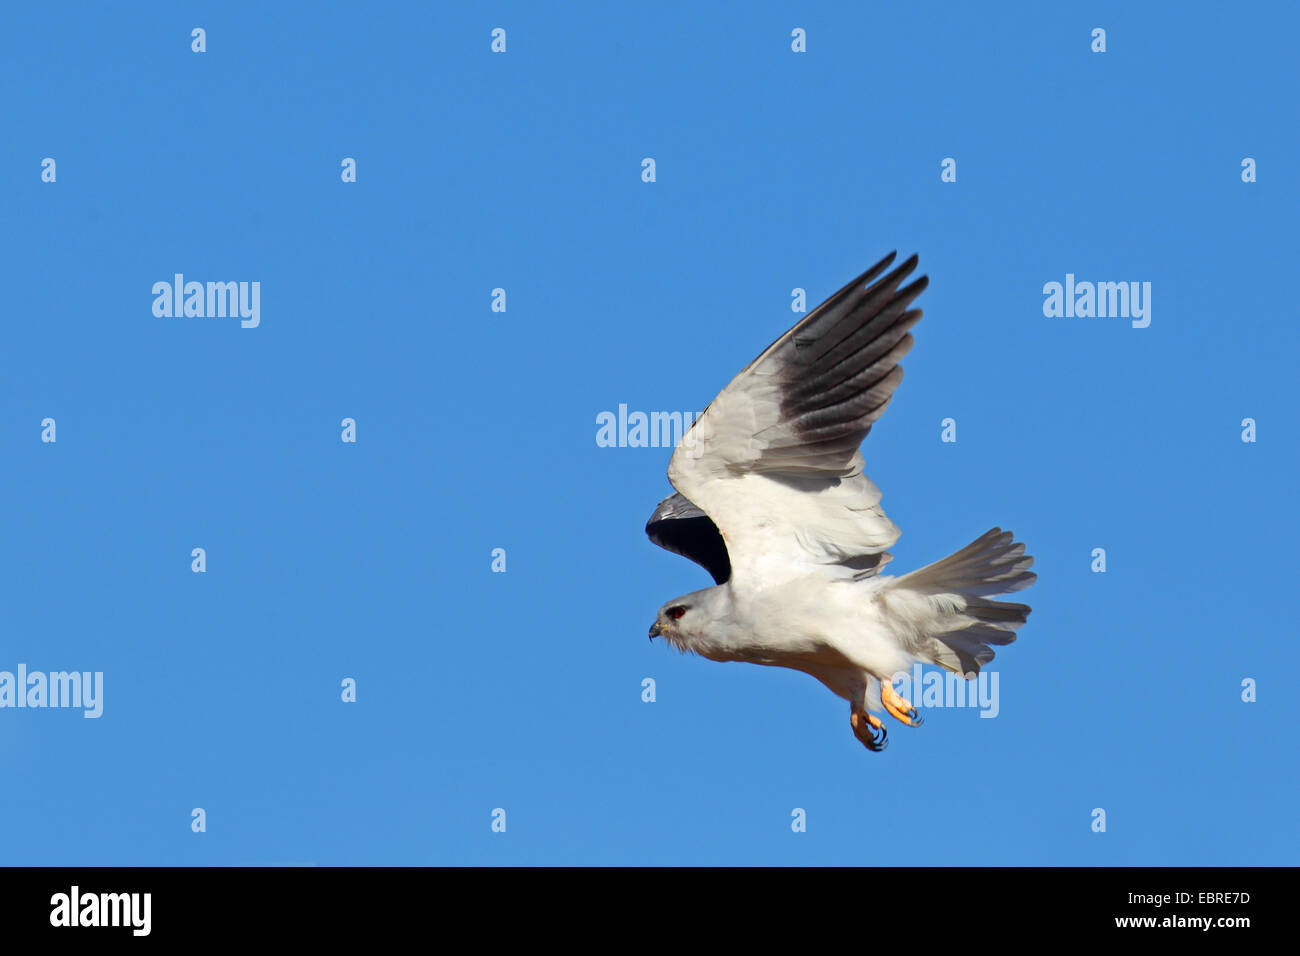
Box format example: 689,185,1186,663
850,709,888,751
880,679,924,727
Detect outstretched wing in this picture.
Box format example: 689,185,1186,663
666,251,926,583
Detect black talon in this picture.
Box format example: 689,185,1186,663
852,711,890,752
906,708,924,728
865,722,888,752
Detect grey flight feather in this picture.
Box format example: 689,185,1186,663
679,250,928,480
897,527,1037,675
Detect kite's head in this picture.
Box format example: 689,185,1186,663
648,602,690,642
648,587,732,656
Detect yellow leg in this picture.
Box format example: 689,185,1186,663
880,680,924,727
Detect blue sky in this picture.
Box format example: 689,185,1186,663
1,2,1296,865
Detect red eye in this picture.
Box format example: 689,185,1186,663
669,606,686,620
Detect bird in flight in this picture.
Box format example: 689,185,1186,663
645,252,1036,752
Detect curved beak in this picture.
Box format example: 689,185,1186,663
648,621,663,641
